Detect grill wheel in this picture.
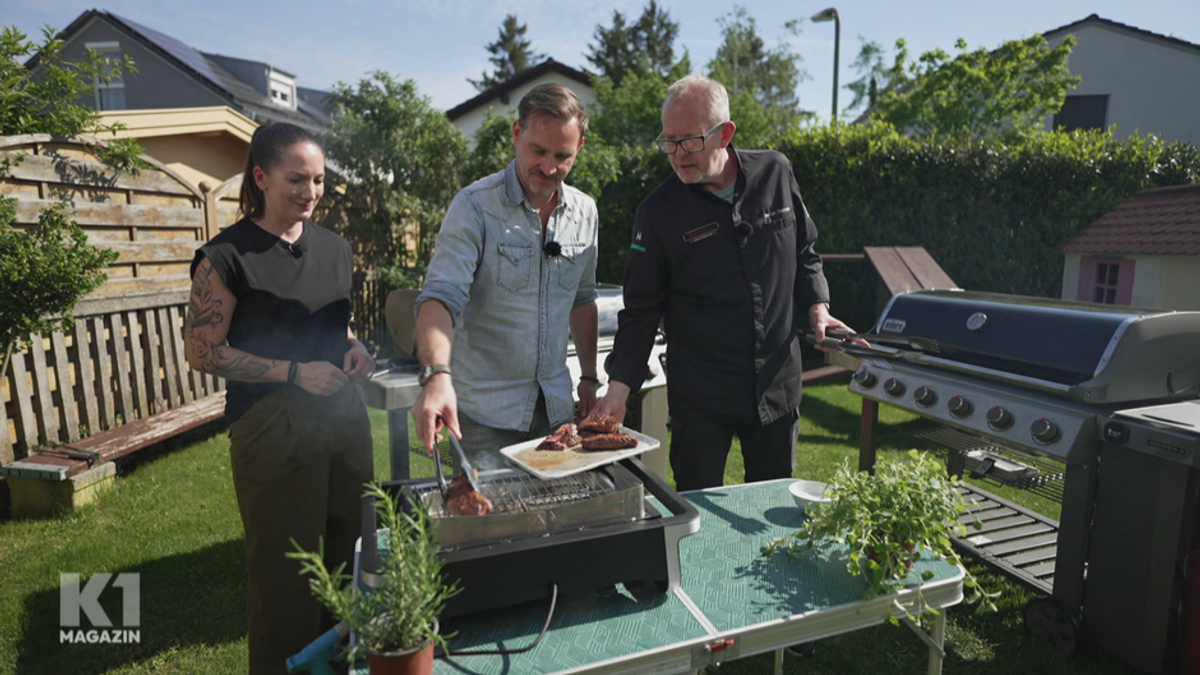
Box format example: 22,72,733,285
1024,595,1084,655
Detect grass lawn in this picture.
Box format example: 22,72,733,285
0,379,1142,675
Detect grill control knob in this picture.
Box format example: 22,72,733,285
883,377,905,397
986,406,1013,430
1031,418,1061,444
948,395,972,418
853,367,876,388
914,386,937,407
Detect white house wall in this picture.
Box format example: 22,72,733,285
1045,23,1200,145
1062,253,1200,310
452,74,598,140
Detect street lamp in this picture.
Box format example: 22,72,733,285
810,7,840,123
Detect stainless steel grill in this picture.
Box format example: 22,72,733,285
360,458,701,620
420,468,627,516
829,289,1200,673
409,465,649,550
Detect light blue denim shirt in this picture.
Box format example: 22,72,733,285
415,160,599,431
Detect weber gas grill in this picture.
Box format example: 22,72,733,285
830,289,1200,673
359,458,700,620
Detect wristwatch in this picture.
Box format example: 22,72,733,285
418,364,451,387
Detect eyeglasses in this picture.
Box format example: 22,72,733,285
654,123,727,154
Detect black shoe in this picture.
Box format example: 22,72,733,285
786,642,816,657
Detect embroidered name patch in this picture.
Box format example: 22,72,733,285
682,222,720,244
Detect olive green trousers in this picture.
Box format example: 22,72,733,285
229,385,373,675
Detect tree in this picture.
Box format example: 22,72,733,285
636,1,679,80
469,14,544,92
869,35,1082,143
586,1,680,87
0,24,138,381
844,37,905,118
707,7,808,141
321,72,468,286
590,55,691,148
0,201,117,381
1,25,143,171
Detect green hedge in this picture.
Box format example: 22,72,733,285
591,125,1200,331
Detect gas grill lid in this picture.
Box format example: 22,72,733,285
875,289,1200,404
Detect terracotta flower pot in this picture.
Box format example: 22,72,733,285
364,619,438,675
365,640,434,675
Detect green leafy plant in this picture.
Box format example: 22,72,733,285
763,450,999,622
287,483,460,663
0,199,118,380
2,24,147,173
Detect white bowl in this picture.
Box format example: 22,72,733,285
789,480,831,512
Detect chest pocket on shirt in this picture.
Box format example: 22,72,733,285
497,244,534,292
555,243,587,291
759,207,796,232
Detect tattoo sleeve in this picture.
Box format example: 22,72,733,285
185,262,282,382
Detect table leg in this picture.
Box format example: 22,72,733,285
387,408,410,481
927,611,946,675
773,647,784,675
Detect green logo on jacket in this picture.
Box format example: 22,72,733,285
630,243,646,253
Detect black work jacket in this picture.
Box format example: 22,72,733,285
608,147,830,424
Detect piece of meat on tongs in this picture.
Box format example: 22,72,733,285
537,423,582,451
444,473,493,516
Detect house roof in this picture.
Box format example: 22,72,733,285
446,58,592,120
1057,183,1200,255
1042,13,1200,55
34,10,329,131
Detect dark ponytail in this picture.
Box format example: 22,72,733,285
238,122,322,220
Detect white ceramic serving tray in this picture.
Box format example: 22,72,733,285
500,426,660,480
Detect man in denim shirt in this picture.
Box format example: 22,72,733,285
412,84,599,463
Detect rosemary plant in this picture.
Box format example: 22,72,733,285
288,483,460,662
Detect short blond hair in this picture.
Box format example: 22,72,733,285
663,74,730,127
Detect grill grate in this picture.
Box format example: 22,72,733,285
417,469,619,518
917,427,1066,503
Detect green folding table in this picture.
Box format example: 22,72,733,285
340,478,963,675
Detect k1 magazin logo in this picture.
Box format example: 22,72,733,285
60,573,141,644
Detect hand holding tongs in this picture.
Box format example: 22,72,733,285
435,416,484,496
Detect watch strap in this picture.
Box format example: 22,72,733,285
419,364,452,387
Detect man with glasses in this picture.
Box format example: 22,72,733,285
597,73,855,495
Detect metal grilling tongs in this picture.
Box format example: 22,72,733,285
436,416,484,495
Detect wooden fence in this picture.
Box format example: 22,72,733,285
1,135,222,464
1,135,397,464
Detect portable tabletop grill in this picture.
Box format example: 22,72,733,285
359,458,701,621
830,289,1200,673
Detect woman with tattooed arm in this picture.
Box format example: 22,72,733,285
184,122,374,675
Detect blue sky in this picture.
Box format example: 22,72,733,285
8,0,1199,122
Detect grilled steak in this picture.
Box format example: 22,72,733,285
579,413,621,434
537,423,583,451
581,432,638,451
445,474,493,516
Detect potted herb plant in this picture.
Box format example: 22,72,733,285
288,483,460,674
763,450,998,621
